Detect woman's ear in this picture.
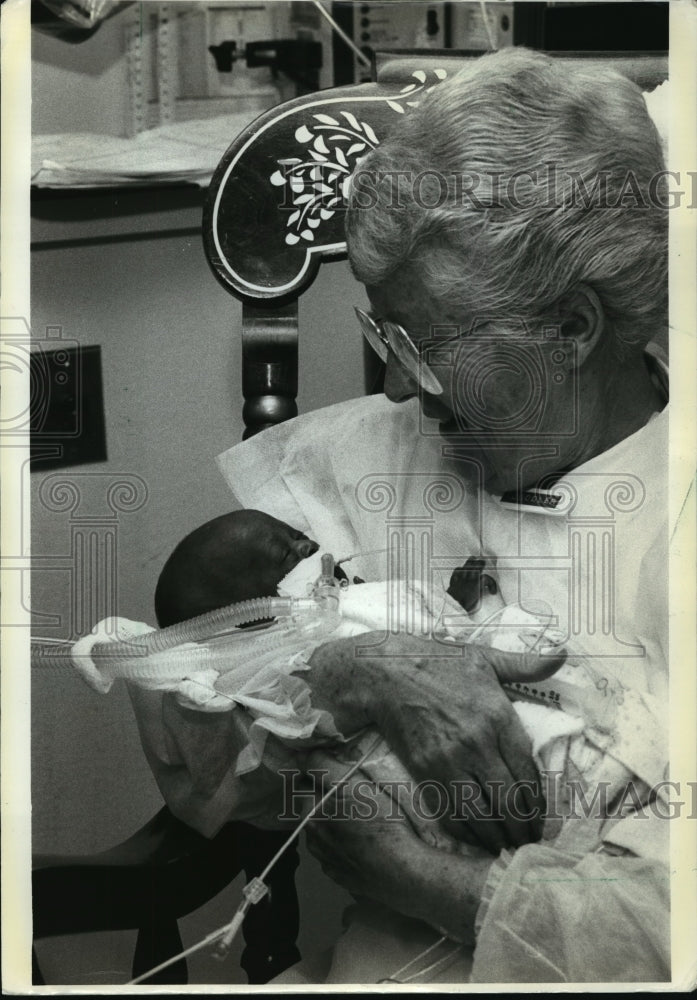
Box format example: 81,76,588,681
556,284,605,368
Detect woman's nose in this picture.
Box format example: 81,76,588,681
383,355,418,403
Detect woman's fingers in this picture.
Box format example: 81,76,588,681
386,675,545,850
439,773,510,853
307,636,556,855
486,645,567,684
306,824,355,887
476,752,538,848
306,748,354,779
428,733,534,851
496,724,546,838
305,780,422,907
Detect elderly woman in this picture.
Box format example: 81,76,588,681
293,47,671,981
132,48,673,984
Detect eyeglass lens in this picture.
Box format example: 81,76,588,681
355,308,444,395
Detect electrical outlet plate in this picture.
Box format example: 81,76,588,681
30,345,107,471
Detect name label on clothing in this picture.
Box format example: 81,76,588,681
499,488,565,514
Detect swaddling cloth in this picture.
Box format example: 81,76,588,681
67,561,602,824
214,571,443,774
271,561,603,852
223,570,603,844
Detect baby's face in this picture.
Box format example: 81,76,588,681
235,511,319,596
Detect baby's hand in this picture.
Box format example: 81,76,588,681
447,557,503,616
333,563,365,586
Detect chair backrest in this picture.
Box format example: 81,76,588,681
203,50,668,438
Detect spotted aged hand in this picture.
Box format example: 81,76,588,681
306,632,565,853
305,750,493,944
305,751,422,914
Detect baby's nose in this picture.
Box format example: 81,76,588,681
294,537,320,559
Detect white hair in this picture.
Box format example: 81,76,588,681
345,48,668,355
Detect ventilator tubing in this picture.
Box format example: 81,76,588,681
31,581,341,686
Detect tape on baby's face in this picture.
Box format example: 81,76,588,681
277,549,324,598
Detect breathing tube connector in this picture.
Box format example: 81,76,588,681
313,553,341,610
319,553,336,586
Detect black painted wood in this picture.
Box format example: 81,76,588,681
203,69,458,304
242,301,299,437
32,809,299,985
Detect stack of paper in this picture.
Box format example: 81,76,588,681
31,112,261,188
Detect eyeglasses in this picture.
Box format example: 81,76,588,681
354,307,444,396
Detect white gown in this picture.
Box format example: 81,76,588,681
130,376,680,982
215,386,676,983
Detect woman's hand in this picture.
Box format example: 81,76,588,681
306,632,565,853
305,751,493,945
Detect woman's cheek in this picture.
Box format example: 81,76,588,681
454,340,541,430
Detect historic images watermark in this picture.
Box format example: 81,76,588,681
406,321,580,441
349,466,648,664
279,770,697,824
276,163,697,214
1,316,148,636
347,165,693,212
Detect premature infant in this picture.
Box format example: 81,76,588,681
156,509,625,853
155,509,321,627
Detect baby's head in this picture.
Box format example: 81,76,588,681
155,509,319,627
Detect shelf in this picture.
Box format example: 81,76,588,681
30,184,206,250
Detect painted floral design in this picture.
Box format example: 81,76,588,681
270,69,448,246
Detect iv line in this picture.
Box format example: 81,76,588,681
384,933,450,982
387,936,465,984
478,0,498,51
127,729,386,987
336,547,388,566
310,0,372,69
128,717,460,987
